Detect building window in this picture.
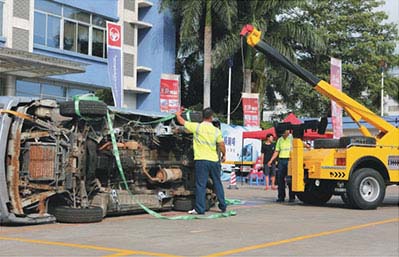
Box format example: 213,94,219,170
388,105,399,112
0,0,4,37
16,80,91,101
92,28,106,58
34,0,107,58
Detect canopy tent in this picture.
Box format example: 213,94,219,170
283,113,302,124
242,113,333,140
242,127,276,139
237,113,333,184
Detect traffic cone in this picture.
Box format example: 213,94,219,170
227,171,238,189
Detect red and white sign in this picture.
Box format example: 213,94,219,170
242,93,260,127
107,22,121,48
160,74,180,113
330,57,343,138
106,21,123,107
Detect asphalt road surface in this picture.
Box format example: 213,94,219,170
0,183,398,257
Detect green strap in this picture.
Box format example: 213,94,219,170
106,111,237,220
225,198,243,205
74,99,82,117
185,110,191,122
136,114,176,125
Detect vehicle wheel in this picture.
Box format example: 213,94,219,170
172,197,212,212
313,139,340,149
173,197,194,211
59,100,108,118
296,191,333,205
347,168,385,209
52,206,103,223
339,136,376,148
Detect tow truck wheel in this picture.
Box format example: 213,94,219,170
347,168,385,209
296,191,333,205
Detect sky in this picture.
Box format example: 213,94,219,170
381,0,399,24
379,0,399,53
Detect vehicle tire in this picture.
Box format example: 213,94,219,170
313,139,340,149
59,100,108,118
172,197,212,212
172,197,194,211
296,191,333,205
339,136,376,148
52,206,103,223
181,110,202,122
346,168,385,209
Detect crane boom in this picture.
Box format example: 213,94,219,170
240,25,396,139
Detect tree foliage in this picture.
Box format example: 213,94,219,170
287,0,399,116
163,0,398,119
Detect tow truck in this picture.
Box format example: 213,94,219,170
240,25,399,209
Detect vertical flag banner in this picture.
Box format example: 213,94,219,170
160,74,180,113
330,57,343,138
107,21,123,108
242,93,260,127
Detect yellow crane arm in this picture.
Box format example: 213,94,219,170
240,25,395,136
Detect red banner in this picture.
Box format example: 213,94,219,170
107,22,122,48
160,74,180,113
330,57,343,138
242,93,260,127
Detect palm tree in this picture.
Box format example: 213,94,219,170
213,0,325,109
162,0,236,108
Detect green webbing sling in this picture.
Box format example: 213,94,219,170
71,93,240,219
106,111,237,220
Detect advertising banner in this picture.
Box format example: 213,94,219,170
330,57,343,138
107,22,123,108
221,123,261,163
160,74,180,113
242,93,260,127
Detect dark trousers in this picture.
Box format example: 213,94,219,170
276,158,295,200
194,160,226,214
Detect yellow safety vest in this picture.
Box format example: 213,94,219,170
275,135,292,159
184,121,223,161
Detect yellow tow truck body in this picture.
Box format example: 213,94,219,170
241,25,399,209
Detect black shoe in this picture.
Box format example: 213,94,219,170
275,199,284,203
219,203,227,213
288,198,295,203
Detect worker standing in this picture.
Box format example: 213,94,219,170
261,134,277,190
268,129,295,202
175,108,227,214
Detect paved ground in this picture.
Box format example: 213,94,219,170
0,183,398,257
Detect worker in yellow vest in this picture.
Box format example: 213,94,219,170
268,129,295,203
175,108,227,214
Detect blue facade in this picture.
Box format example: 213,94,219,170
3,0,176,110
52,0,118,20
31,0,116,89
136,0,176,111
34,45,110,88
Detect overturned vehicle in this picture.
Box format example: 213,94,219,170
0,96,216,225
